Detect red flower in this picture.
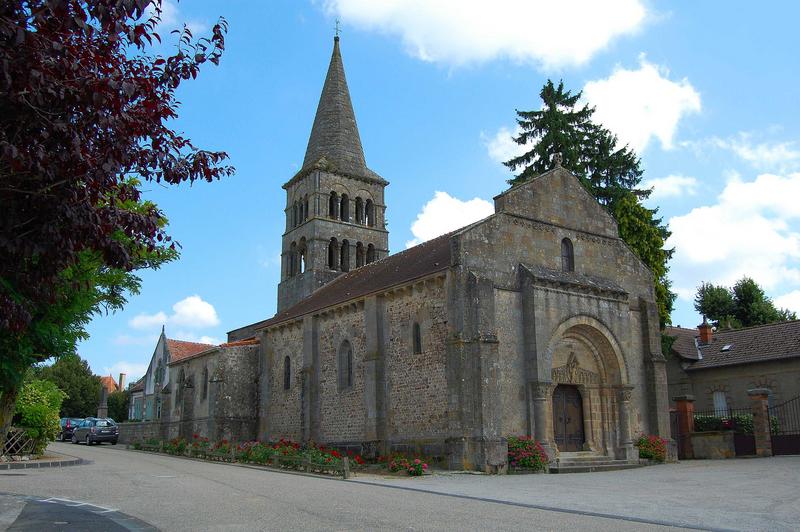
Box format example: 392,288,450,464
330,450,341,458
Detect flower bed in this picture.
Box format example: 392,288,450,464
507,436,548,473
130,436,364,478
634,434,667,462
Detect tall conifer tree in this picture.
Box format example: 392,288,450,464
504,80,675,328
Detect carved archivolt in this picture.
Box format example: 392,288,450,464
552,352,600,385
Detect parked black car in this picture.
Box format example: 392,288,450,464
71,417,119,445
58,417,84,442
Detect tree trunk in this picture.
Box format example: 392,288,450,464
0,386,19,454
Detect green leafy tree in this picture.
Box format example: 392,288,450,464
107,390,129,423
505,80,674,326
0,1,230,447
694,277,796,329
36,354,101,418
14,379,66,454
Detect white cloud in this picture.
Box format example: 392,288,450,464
483,126,527,165
668,172,800,300
324,0,647,68
708,134,800,172
642,175,698,200
102,361,149,384
146,0,208,36
406,191,494,248
128,295,220,330
129,311,168,330
774,290,800,314
582,56,701,152
172,331,221,346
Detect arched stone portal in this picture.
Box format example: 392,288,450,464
534,316,634,460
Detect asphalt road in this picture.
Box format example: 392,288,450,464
0,442,687,531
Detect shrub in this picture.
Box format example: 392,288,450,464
693,413,780,435
634,434,667,462
407,458,428,476
15,379,66,454
164,437,187,455
507,436,548,471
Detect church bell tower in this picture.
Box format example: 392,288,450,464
277,36,389,312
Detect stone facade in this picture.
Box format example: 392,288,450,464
123,38,671,472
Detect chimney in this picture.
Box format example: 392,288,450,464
119,372,126,391
698,317,713,345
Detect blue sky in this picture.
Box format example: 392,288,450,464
79,0,800,383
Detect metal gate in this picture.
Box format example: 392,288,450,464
769,396,800,456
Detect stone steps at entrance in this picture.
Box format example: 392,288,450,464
550,452,642,474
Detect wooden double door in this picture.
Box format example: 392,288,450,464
552,385,585,452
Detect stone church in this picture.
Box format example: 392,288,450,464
130,36,671,472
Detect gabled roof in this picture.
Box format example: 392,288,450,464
166,338,216,363
667,321,800,370
293,36,383,185
99,375,118,394
255,232,453,331
665,326,701,361
129,378,145,393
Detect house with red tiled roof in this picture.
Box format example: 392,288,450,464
136,326,217,422
666,320,800,412
99,375,118,394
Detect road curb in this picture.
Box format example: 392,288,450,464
0,453,85,470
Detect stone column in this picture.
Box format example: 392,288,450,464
618,386,636,460
673,395,695,459
97,386,109,418
748,388,772,457
531,382,555,459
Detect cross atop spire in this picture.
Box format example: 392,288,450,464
334,18,341,40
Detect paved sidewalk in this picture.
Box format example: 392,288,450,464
351,457,800,531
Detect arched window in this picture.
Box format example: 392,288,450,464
299,237,307,274
413,322,422,354
356,242,365,267
304,194,309,220
328,238,338,270
283,356,291,391
561,238,574,272
340,239,350,272
365,200,375,227
355,197,364,224
366,243,375,264
202,366,209,400
329,192,338,219
289,241,298,276
338,340,353,391
340,194,350,222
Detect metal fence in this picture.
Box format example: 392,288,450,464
769,395,800,455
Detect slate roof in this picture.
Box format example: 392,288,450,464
255,232,453,331
166,338,216,363
129,378,144,393
293,36,383,185
667,321,800,370
521,264,627,298
665,326,701,361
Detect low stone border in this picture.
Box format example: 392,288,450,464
0,454,84,470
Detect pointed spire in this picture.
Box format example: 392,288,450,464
302,36,372,179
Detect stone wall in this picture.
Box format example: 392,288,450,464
384,281,449,448
263,323,305,441
691,431,736,459
495,288,527,436
118,421,161,444
317,304,369,442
